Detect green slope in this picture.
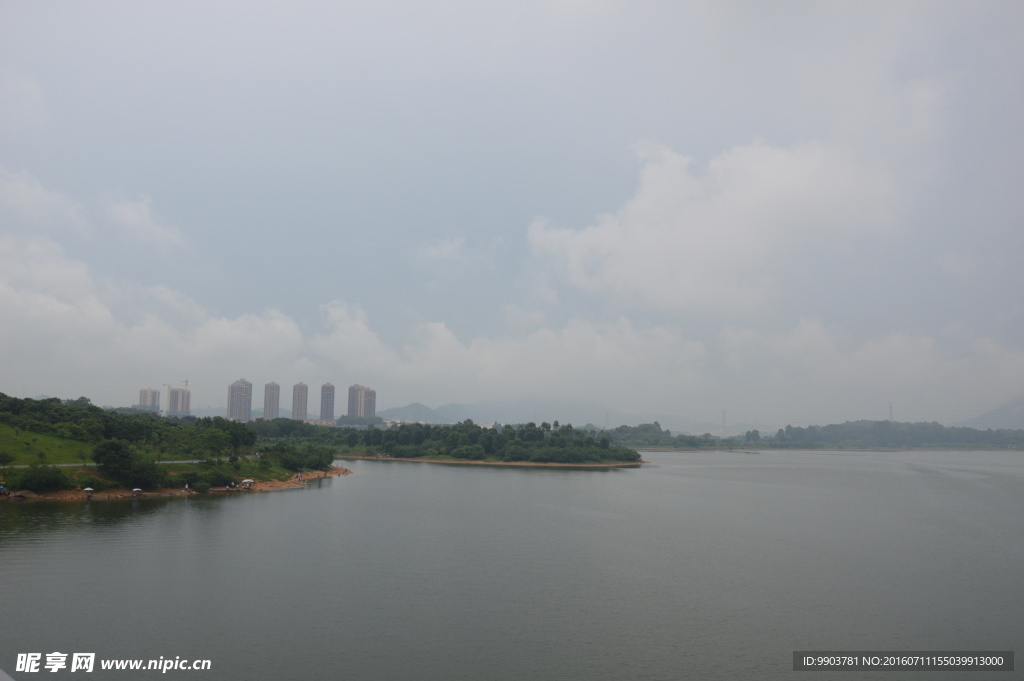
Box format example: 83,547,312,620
0,423,94,466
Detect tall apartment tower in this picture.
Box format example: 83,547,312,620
137,388,161,412
264,382,280,420
167,387,191,417
348,384,376,419
292,383,308,421
227,379,253,422
321,383,335,422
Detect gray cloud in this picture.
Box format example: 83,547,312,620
1,1,1023,425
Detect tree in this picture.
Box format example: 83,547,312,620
202,428,231,462
92,439,134,479
16,465,74,493
0,451,13,471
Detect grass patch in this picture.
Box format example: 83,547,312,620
0,423,93,466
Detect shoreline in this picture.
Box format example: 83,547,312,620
2,465,352,501
339,455,647,468
634,446,1024,452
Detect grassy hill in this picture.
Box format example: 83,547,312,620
0,423,94,466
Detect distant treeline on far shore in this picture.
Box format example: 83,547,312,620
2,393,1022,457
0,394,639,464
257,417,641,464
604,420,1024,449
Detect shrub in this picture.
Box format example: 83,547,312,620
77,474,113,492
193,481,211,493
124,460,168,489
15,465,74,493
452,445,485,460
393,444,425,458
203,469,236,487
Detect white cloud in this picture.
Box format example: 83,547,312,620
503,304,544,330
2,235,1022,424
529,140,901,313
717,319,1024,424
0,166,89,236
420,236,465,260
102,195,189,247
0,236,298,404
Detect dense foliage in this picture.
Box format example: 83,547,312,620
13,464,75,493
340,420,640,463
770,420,1024,449
604,422,718,448
606,420,1024,449
260,442,336,471
91,438,169,488
0,393,169,443
0,394,256,457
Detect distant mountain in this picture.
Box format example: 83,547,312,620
955,396,1024,430
378,398,725,434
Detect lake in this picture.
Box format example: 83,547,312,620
2,449,1021,680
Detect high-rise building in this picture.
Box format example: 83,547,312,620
136,388,160,412
348,384,376,419
292,383,308,421
264,382,280,420
167,387,191,416
321,383,335,422
227,379,253,422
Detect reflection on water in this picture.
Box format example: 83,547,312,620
2,452,1022,681
0,495,220,543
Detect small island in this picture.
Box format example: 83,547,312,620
336,419,642,465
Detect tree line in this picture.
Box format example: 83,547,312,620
604,419,1024,449
308,419,640,463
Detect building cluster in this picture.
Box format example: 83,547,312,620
134,387,191,416
226,379,375,424
134,380,374,424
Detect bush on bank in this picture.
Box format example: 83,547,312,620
13,464,75,493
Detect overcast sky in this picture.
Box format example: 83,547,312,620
2,1,1023,426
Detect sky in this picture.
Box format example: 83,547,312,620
1,1,1023,428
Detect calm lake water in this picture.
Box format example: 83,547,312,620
2,450,1022,680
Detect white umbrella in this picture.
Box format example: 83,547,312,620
132,488,142,492
83,487,94,491
242,479,254,483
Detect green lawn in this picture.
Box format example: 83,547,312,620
0,423,93,466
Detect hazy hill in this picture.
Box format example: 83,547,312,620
956,396,1024,430
378,398,724,434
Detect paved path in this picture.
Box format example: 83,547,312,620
8,459,211,469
